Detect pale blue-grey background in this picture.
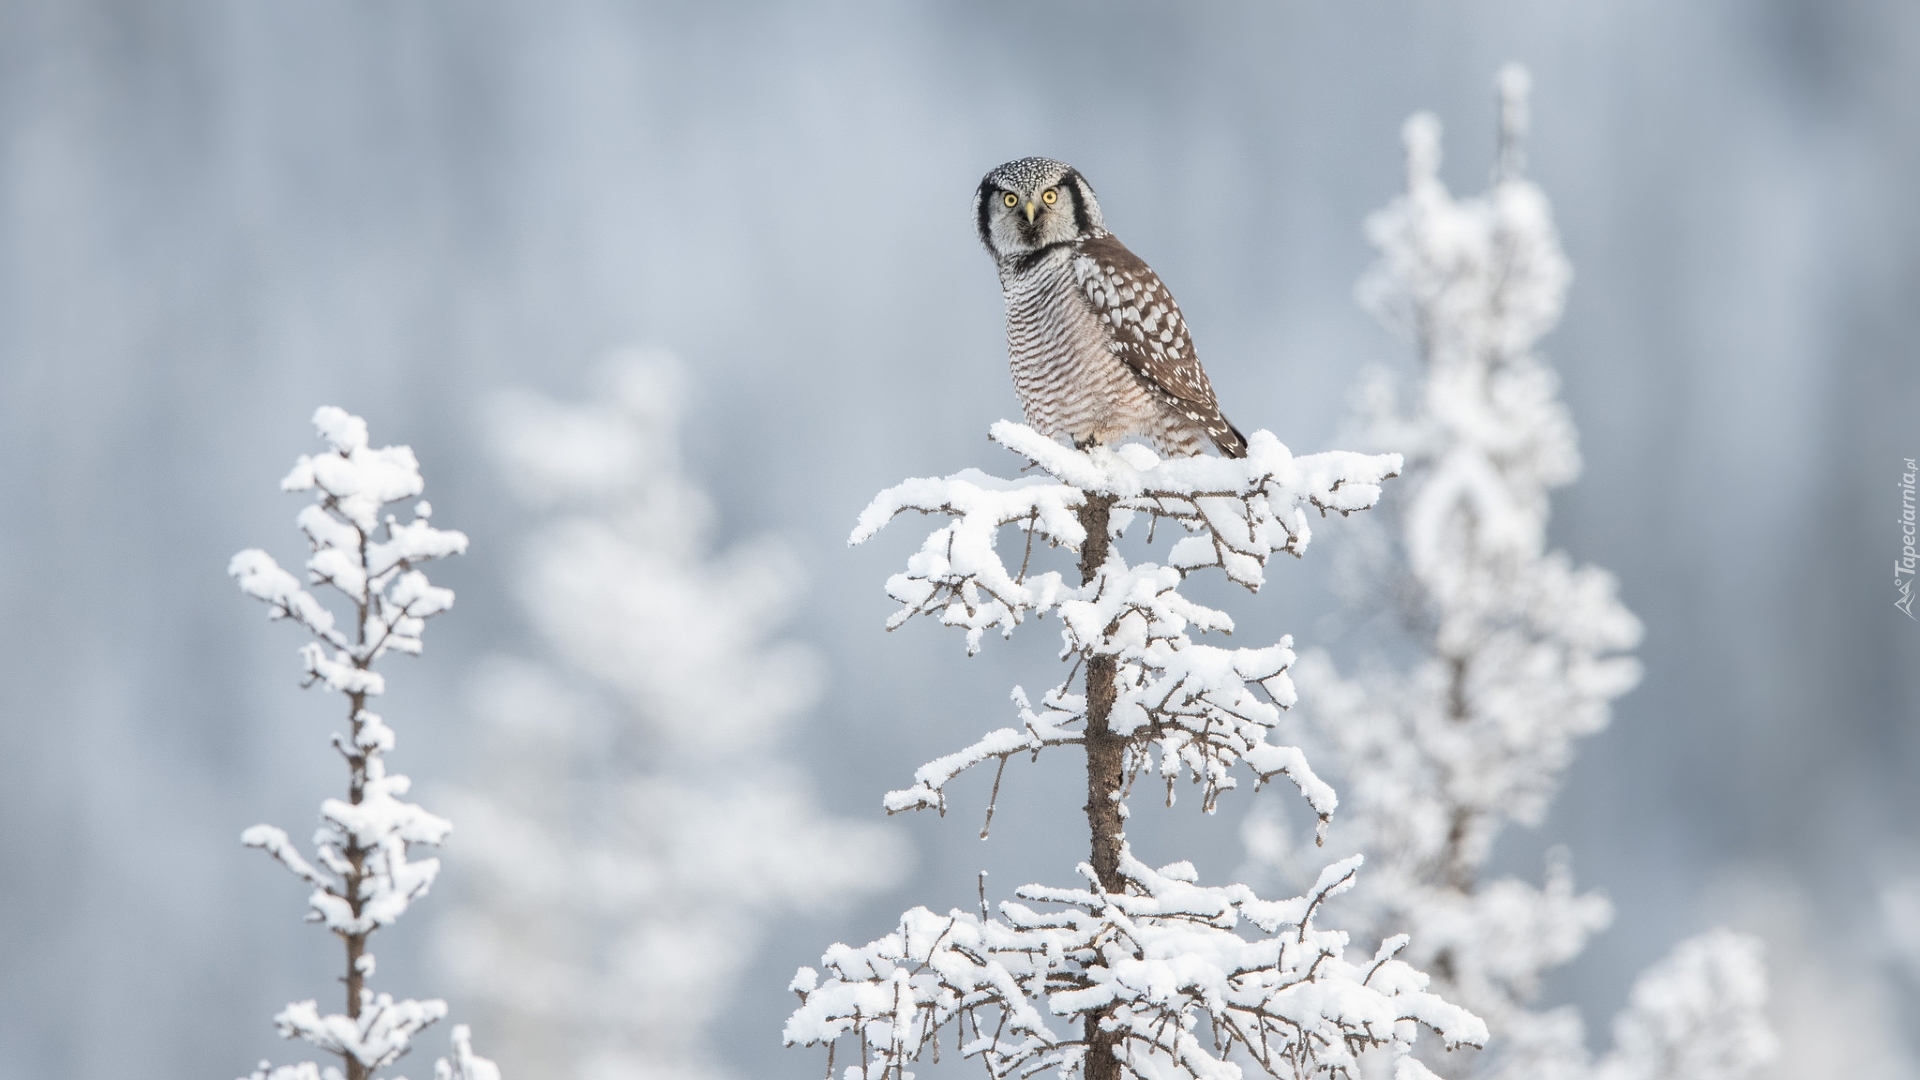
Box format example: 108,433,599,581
1,1,1916,1076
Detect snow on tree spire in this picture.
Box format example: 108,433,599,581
788,423,1487,1079
231,406,497,1080
1257,66,1775,1079
1334,66,1624,885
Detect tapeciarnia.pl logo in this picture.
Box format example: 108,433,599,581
1900,457,1917,619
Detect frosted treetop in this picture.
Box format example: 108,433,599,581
789,419,1477,1079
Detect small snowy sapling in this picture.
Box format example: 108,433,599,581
231,407,498,1080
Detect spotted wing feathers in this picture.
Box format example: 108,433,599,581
1072,234,1248,458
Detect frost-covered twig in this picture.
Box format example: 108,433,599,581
232,407,496,1080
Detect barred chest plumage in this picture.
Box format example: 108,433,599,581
996,241,1201,455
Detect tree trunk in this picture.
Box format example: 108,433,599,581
343,687,370,1080
1077,493,1126,1080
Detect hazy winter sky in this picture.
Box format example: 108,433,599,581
0,1,1916,1077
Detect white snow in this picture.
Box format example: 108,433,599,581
434,1025,502,1080
1594,931,1775,1080
271,994,449,1074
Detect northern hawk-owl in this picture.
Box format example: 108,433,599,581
975,157,1248,458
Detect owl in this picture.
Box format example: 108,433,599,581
974,157,1248,459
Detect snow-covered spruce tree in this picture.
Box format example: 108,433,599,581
230,406,499,1080
433,352,905,1080
1253,67,1775,1080
785,422,1488,1079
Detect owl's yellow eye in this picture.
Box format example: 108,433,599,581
1041,188,1058,205
1003,192,1019,208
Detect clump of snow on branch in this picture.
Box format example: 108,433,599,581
1248,66,1773,1079
435,350,906,1080
868,422,1398,835
435,1026,503,1080
789,415,1486,1079
232,407,496,1080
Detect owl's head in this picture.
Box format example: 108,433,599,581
975,157,1105,261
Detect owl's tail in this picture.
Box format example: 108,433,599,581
1213,420,1249,459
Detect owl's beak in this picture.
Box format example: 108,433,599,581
1024,200,1038,223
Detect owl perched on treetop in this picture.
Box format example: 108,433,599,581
975,157,1248,459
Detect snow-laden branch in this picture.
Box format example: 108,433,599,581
273,994,450,1073
238,725,453,938
231,406,493,1080
885,631,1333,834
788,847,1485,1080
232,548,350,651
855,424,1399,653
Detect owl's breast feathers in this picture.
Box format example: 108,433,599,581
1070,234,1248,458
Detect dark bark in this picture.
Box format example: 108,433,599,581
1077,493,1126,1080
343,560,372,1080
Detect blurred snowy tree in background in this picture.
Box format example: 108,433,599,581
433,351,907,1080
787,422,1488,1079
230,408,498,1080
1245,68,1776,1080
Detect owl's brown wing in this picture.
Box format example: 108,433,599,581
1071,233,1248,458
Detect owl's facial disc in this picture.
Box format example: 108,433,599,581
977,159,1102,258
